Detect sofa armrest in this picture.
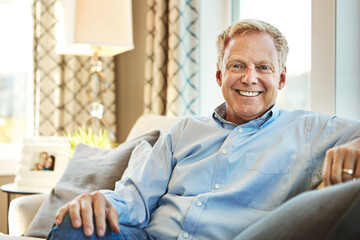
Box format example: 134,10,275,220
8,193,48,236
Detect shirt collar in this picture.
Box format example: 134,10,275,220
213,102,280,130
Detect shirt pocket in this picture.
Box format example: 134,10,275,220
234,152,293,211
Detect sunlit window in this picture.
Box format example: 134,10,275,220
0,0,33,143
232,0,311,111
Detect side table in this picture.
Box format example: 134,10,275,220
1,183,50,209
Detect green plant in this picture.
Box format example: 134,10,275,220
66,127,117,156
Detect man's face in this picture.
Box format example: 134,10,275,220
40,152,48,163
216,32,286,125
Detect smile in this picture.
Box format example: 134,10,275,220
236,90,261,97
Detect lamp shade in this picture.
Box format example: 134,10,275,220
56,0,134,57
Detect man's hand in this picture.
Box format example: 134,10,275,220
54,191,120,237
322,138,360,186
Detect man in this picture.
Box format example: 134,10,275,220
48,19,360,240
34,152,48,170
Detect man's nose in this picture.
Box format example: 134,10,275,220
241,67,258,85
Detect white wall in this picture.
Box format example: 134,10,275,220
198,0,229,116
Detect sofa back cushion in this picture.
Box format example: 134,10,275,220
126,114,183,141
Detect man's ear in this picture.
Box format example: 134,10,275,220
278,67,287,90
216,67,222,87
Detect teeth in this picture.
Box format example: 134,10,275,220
237,90,260,97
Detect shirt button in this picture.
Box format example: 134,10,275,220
222,149,228,155
196,201,202,207
215,184,220,189
183,232,189,238
238,128,243,133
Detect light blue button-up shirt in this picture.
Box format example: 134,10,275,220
103,103,360,240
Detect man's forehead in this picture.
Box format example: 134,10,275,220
225,55,275,63
222,33,279,66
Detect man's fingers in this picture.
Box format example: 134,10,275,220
106,203,120,234
341,150,356,182
322,150,333,186
68,199,82,228
79,195,95,237
54,204,69,226
330,148,344,184
323,145,360,186
92,192,120,236
354,155,360,179
54,191,119,237
92,192,107,237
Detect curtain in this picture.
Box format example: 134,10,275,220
32,0,117,138
144,0,199,116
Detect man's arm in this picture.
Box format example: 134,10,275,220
54,191,120,237
322,138,360,186
52,121,183,237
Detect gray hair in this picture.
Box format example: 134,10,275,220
216,19,289,70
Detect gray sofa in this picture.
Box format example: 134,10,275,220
3,115,360,240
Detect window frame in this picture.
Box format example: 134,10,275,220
312,0,360,120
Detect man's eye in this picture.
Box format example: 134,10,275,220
232,64,243,69
257,65,272,71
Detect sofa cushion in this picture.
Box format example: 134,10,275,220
126,114,182,141
234,179,360,240
24,130,160,238
0,233,42,240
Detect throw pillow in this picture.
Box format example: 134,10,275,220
25,130,160,238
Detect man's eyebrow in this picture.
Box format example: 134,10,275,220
224,57,246,67
255,60,275,66
226,56,245,62
224,56,278,68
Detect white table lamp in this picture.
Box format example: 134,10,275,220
55,0,134,134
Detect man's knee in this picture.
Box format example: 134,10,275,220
47,214,88,240
47,214,120,240
47,214,148,240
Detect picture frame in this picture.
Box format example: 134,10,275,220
14,136,71,191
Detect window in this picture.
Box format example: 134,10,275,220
231,0,311,111
198,0,359,119
0,0,33,144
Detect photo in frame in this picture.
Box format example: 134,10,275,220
14,137,71,191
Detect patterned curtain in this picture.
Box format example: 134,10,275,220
144,0,199,116
32,0,117,138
